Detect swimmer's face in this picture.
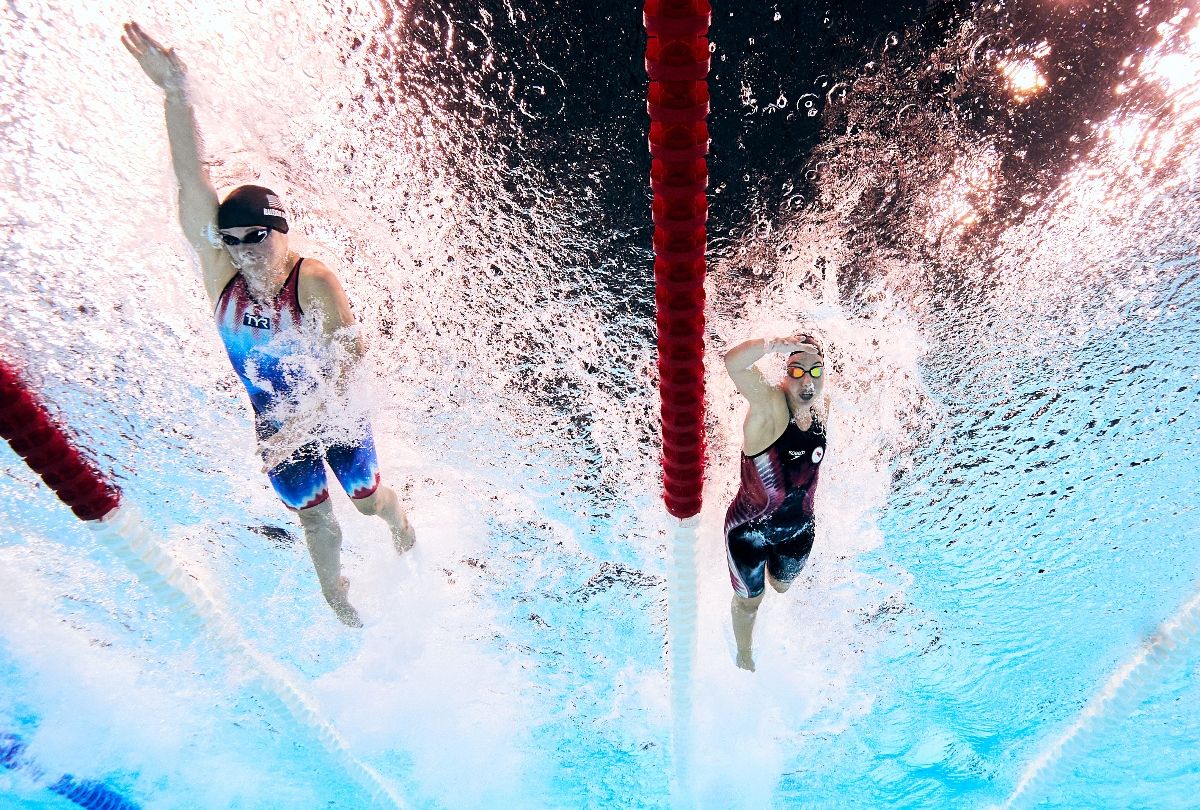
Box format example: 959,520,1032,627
784,349,824,403
220,226,287,274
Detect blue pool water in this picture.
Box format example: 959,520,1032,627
2,1,1199,807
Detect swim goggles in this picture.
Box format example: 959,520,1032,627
220,227,271,246
787,364,823,379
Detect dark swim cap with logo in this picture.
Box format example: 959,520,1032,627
217,185,289,234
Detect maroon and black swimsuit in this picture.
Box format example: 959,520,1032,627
725,412,826,598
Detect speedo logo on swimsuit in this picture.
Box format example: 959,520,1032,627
243,312,272,329
788,447,825,464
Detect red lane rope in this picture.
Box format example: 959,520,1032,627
0,360,121,521
645,0,711,520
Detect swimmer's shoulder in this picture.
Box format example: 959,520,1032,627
296,256,340,285
296,257,355,321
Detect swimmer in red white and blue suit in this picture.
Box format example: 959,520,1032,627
123,22,414,627
723,334,829,671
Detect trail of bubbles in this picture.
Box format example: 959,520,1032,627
1001,586,1200,808
666,515,699,809
91,504,405,808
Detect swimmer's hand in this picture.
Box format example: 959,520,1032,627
258,432,298,473
768,335,822,356
258,411,325,472
121,22,187,94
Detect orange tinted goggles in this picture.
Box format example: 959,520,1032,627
787,364,823,379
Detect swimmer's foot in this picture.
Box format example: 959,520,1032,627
326,576,363,628
736,651,756,672
391,513,416,555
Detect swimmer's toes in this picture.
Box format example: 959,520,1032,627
392,520,416,555
337,605,363,628
328,579,362,627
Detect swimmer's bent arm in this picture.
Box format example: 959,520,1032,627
723,336,816,402
121,22,225,294
723,338,777,405
299,261,366,376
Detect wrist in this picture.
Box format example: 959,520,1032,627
163,79,190,103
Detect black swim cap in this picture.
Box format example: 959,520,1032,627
217,185,289,234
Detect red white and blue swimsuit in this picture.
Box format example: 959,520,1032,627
725,412,826,598
214,259,380,510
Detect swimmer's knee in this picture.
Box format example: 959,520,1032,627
297,499,335,526
351,491,380,515
733,592,765,613
351,485,392,516
767,574,792,594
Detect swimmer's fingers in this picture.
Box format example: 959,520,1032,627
121,22,186,89
120,22,141,48
123,22,163,54
121,22,156,59
781,335,822,355
119,30,138,58
259,439,289,472
768,338,814,355
259,431,306,471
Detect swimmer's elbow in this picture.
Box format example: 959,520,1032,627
723,338,765,372
723,346,751,372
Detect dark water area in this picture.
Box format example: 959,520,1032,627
351,1,947,305
353,0,1189,319
316,0,1196,515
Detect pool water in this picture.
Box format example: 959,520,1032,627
1,1,1198,807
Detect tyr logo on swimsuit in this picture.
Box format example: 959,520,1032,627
243,313,271,329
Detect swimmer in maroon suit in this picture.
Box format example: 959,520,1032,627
724,334,829,671
123,22,414,627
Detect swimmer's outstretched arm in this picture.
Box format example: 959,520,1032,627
121,22,227,299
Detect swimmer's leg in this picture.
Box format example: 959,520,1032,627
766,571,793,594
327,428,416,554
732,592,764,672
352,485,416,554
265,439,361,626
297,500,362,628
727,526,768,672
766,520,815,594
